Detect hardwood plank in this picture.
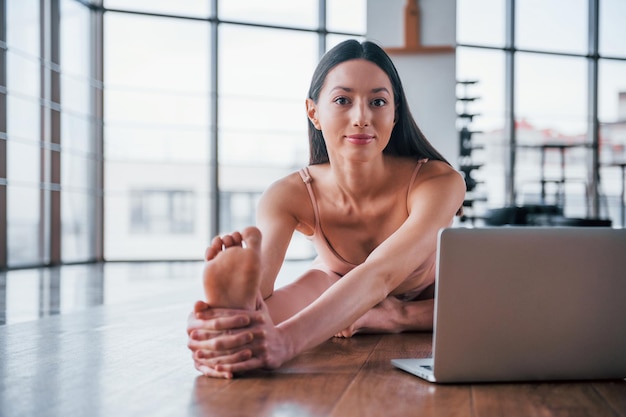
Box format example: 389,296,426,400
472,382,625,417
592,381,626,417
189,336,382,417
0,299,199,417
276,334,384,374
3,293,626,417
330,333,473,417
191,373,355,417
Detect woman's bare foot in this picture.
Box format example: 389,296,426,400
203,227,262,311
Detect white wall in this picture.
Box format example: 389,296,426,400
367,0,458,163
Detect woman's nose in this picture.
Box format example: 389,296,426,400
352,100,370,127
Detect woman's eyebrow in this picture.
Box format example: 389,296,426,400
372,87,391,95
329,86,391,94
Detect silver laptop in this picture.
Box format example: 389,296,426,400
392,227,626,383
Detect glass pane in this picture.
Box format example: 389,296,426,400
104,13,209,92
219,0,317,29
516,53,587,136
104,162,209,260
599,59,626,125
457,0,505,47
61,0,90,78
7,139,39,185
62,191,95,262
7,95,39,140
61,74,91,116
104,12,211,260
456,47,507,209
104,0,210,17
62,113,93,155
515,53,588,217
456,48,506,132
6,0,39,56
7,186,40,267
516,0,587,55
600,0,626,57
62,152,94,190
218,25,317,245
105,125,209,162
599,58,626,226
6,51,39,97
327,0,366,34
105,88,209,128
219,25,317,99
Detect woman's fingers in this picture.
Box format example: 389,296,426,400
189,305,262,330
189,329,254,351
193,300,210,314
187,304,272,378
214,357,266,375
189,314,251,333
195,362,233,379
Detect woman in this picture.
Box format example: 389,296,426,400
187,39,465,379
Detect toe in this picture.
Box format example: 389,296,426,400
241,227,262,251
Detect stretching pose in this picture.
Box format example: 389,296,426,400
187,39,465,378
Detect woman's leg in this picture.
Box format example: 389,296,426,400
203,227,262,310
265,268,340,324
202,227,339,324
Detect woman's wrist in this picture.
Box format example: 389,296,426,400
396,301,410,332
274,324,298,366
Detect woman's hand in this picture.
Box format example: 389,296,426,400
187,301,260,378
334,296,406,338
187,299,294,378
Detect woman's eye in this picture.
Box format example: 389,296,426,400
371,98,387,107
334,97,349,105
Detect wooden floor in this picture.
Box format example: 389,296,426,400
1,263,625,417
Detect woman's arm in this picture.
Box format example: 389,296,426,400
255,173,315,299
197,162,465,376
335,296,434,337
215,162,466,373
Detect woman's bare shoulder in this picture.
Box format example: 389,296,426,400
261,170,308,205
408,159,466,206
416,160,465,185
257,169,316,232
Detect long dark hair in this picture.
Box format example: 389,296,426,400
307,39,450,166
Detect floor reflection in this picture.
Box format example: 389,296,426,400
0,262,202,325
0,259,309,326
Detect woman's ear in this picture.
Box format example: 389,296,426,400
306,98,321,130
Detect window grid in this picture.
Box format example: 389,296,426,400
0,0,366,269
457,0,626,224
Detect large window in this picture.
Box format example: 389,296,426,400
60,0,97,263
457,0,626,226
103,12,211,260
5,0,41,267
4,0,101,268
102,2,365,261
0,0,366,268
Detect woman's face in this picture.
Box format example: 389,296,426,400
307,59,396,163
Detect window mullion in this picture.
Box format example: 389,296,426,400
0,0,7,269
586,0,600,218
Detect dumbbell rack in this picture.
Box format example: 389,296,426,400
456,80,487,224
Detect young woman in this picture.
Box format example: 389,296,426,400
187,39,465,379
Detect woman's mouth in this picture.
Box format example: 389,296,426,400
346,134,374,144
